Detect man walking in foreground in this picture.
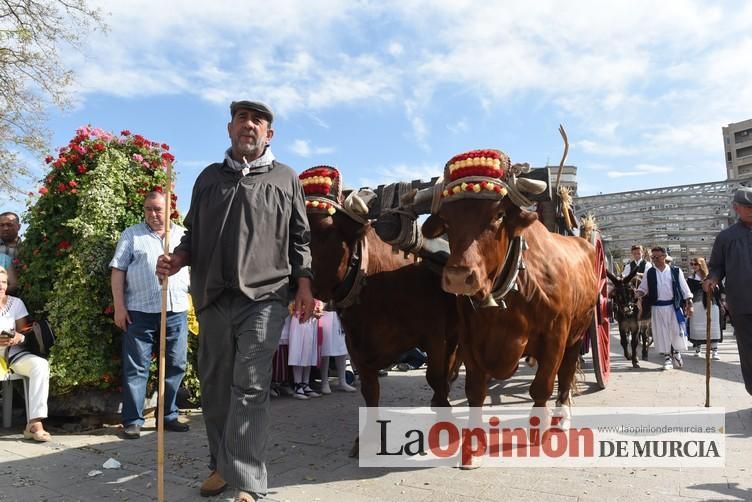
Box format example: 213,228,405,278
705,186,752,396
157,100,314,502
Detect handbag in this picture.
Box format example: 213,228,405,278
22,320,56,358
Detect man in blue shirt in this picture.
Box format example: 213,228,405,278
110,191,191,439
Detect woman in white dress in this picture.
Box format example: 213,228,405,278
0,266,52,441
318,309,356,394
686,257,722,360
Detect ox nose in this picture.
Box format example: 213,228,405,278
443,266,482,296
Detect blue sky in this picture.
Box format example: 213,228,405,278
13,0,752,216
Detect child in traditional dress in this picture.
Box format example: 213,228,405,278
287,300,323,399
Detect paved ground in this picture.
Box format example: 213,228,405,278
1,325,751,501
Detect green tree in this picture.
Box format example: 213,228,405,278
0,0,104,197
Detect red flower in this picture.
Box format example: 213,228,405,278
57,240,72,250
77,165,87,174
38,187,48,195
161,143,170,151
68,180,78,188
44,155,54,164
56,182,67,193
121,130,131,136
161,152,175,163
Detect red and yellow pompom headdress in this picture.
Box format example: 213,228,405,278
441,149,511,201
299,165,344,216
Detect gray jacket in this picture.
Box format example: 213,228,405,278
176,159,312,311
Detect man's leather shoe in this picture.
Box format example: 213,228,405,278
200,470,227,497
164,419,190,432
122,424,141,439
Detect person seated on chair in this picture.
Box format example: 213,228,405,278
0,266,51,442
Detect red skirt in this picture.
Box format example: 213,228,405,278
272,345,292,383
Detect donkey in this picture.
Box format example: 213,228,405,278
606,269,651,367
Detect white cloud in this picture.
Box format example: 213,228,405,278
387,41,404,57
447,119,469,135
578,140,636,157
607,163,674,178
358,163,441,189
290,139,335,158
53,0,752,193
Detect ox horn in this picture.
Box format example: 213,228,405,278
515,177,547,195
344,189,376,216
479,295,499,308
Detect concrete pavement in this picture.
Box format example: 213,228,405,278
1,325,750,501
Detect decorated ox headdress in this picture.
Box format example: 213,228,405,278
299,165,373,224
434,149,548,212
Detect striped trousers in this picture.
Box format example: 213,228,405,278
733,313,752,396
198,291,287,495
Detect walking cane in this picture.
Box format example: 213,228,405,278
705,290,712,407
157,167,172,502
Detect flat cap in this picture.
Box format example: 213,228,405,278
733,186,752,206
230,100,273,123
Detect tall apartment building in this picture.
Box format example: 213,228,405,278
723,118,752,179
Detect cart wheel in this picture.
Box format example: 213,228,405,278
589,230,610,389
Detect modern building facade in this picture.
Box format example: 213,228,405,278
575,179,751,270
723,118,752,179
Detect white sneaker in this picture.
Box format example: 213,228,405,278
338,382,357,392
663,357,673,370
711,350,720,361
320,382,332,395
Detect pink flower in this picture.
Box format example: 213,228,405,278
38,187,48,195
133,154,144,162
68,180,78,188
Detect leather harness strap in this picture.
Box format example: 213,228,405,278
487,235,527,309
333,236,370,309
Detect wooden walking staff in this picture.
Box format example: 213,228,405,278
157,165,173,502
705,290,712,407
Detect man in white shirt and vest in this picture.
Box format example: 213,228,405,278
636,246,693,370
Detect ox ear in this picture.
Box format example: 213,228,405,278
422,214,446,239
502,198,538,229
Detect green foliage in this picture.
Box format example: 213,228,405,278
17,126,199,399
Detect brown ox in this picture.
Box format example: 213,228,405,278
308,211,460,409
300,166,461,455
422,160,597,435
